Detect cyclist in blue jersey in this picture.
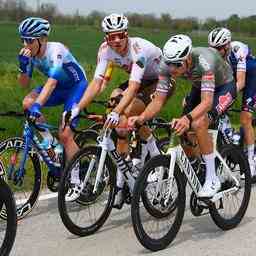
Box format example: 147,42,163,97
17,17,88,200
208,27,256,178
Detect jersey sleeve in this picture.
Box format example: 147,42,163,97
156,61,175,95
198,54,215,93
48,46,66,81
93,43,109,81
232,43,248,72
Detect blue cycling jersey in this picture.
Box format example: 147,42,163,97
28,42,87,89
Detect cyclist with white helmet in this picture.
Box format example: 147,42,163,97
208,27,256,178
65,13,162,206
18,17,88,199
129,34,237,198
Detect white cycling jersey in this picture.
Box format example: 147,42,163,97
94,37,162,83
229,41,249,72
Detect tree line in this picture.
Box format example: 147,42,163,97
0,0,256,35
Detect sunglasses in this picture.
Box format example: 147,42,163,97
21,38,36,44
165,61,184,68
106,32,127,42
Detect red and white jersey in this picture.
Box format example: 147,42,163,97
94,37,162,83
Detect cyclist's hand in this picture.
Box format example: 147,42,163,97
18,48,32,74
128,116,144,128
104,111,119,128
62,104,80,129
28,103,42,121
171,116,190,136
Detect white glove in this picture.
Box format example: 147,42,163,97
62,104,80,128
106,111,120,127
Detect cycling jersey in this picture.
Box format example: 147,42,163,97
94,37,162,83
29,42,87,89
228,41,254,73
157,47,234,95
229,41,256,112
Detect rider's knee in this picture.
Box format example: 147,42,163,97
22,97,35,110
240,112,253,126
123,98,145,117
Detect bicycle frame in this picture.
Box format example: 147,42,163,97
9,120,61,184
164,129,240,205
81,128,135,194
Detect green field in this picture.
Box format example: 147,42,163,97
0,23,254,139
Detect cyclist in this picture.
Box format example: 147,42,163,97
129,34,236,198
18,17,88,198
208,27,256,178
65,13,162,206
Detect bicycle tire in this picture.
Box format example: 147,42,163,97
58,145,116,236
0,137,42,220
0,178,17,256
131,154,186,251
209,144,251,230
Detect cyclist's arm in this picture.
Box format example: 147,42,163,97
77,78,103,110
35,78,57,106
139,92,168,122
236,70,246,91
189,91,213,121
113,80,140,114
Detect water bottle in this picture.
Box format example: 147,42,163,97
224,127,234,143
232,131,241,145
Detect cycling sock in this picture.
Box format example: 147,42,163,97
140,142,148,166
116,167,125,188
146,135,160,157
70,162,80,184
202,152,217,184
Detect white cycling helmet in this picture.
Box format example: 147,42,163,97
102,13,128,33
208,27,231,48
163,34,192,64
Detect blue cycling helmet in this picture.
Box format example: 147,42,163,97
18,17,50,39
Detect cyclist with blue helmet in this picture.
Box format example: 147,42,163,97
18,17,88,199
208,27,256,179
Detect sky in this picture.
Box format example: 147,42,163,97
25,0,256,20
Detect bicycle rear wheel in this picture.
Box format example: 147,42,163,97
131,155,186,251
0,178,17,256
58,146,116,236
0,137,42,220
209,144,251,230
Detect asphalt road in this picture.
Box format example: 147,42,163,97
10,186,256,256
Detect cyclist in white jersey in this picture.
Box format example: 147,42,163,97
65,13,162,206
17,17,88,199
208,27,256,178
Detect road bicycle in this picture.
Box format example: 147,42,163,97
131,121,251,251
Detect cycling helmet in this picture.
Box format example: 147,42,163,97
163,34,192,64
102,13,128,33
18,17,50,39
208,27,231,47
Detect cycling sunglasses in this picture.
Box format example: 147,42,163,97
106,32,127,42
165,61,184,68
21,38,36,44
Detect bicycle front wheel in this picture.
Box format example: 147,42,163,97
131,154,186,251
0,137,42,220
58,146,116,236
0,179,17,256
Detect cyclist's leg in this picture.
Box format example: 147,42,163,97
60,80,88,202
23,86,58,144
197,81,236,197
240,70,256,177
